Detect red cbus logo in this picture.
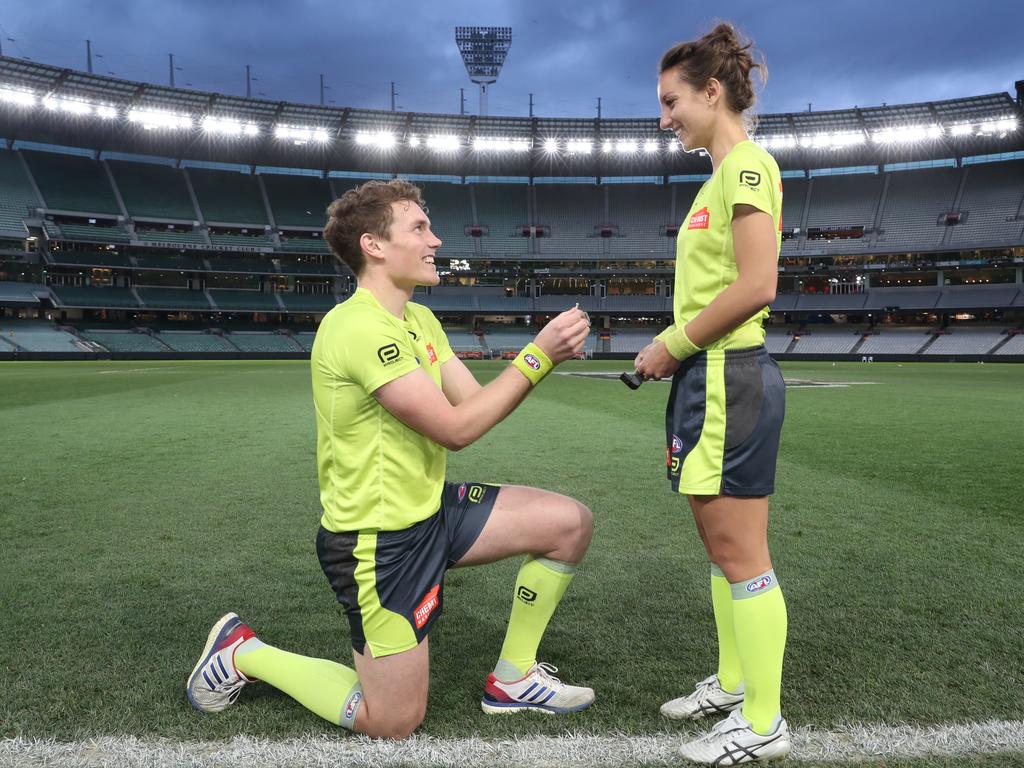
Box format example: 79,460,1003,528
688,207,710,230
414,584,441,628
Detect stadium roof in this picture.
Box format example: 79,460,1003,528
1,56,1021,176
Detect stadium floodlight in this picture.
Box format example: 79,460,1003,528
426,134,460,151
643,139,659,153
667,140,680,152
408,135,421,147
0,85,36,107
275,125,330,144
543,138,559,153
128,108,193,130
615,139,638,154
473,137,529,152
602,140,614,153
355,130,396,148
872,124,941,144
566,139,592,154
455,26,511,116
43,96,95,116
95,105,117,119
950,123,973,136
202,116,260,137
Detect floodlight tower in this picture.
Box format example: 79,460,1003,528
455,26,512,117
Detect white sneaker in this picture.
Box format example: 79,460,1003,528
481,662,594,714
186,612,257,713
661,674,745,720
679,708,791,765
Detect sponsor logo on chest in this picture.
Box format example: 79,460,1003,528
688,206,710,230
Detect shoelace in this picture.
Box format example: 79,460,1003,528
530,662,563,686
707,709,748,738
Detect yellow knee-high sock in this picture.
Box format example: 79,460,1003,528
731,569,787,735
235,638,363,729
493,556,576,681
711,564,743,693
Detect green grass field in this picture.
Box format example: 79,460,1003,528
1,359,1022,765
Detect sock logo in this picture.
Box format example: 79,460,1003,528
516,586,537,604
343,690,362,722
746,575,773,593
414,584,441,628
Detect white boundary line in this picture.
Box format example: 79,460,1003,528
3,720,1023,767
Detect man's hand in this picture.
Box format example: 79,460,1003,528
634,339,682,381
534,306,591,364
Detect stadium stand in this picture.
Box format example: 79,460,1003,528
155,331,237,353
261,174,333,228
186,167,268,225
0,281,44,306
947,160,1024,246
534,185,603,258
764,329,793,355
790,329,862,354
279,235,331,253
418,182,475,256
804,174,883,252
21,150,120,215
293,332,317,351
51,222,131,243
135,287,212,310
133,226,207,246
0,149,42,235
606,184,673,257
0,320,84,352
608,329,659,353
993,333,1024,356
80,329,169,352
208,232,275,249
133,252,207,271
876,167,960,250
107,160,197,221
473,184,530,257
863,286,941,310
920,328,1005,355
935,284,1019,309
278,293,339,313
51,285,139,308
207,290,282,312
856,328,933,355
225,331,304,352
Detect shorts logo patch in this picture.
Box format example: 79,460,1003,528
746,575,773,593
671,435,683,454
688,206,710,230
739,170,761,189
516,586,537,604
344,690,362,721
414,584,441,629
377,343,401,365
523,353,542,371
426,343,438,364
457,483,467,501
467,485,484,503
670,456,681,474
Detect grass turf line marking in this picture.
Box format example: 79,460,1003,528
3,720,1023,766
557,371,877,388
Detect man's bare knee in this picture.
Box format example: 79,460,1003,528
360,707,425,740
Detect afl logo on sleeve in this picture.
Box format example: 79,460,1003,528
377,343,401,365
739,170,761,189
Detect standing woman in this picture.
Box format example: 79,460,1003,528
634,22,790,765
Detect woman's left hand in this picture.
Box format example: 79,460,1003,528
634,339,682,380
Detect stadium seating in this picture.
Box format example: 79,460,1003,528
205,255,272,273
136,287,212,310
856,328,933,354
993,333,1024,356
51,285,139,308
0,320,84,352
920,328,1004,355
606,184,673,258
186,167,268,225
278,293,339,313
48,250,131,268
81,329,169,352
133,252,207,271
948,161,1024,246
0,281,44,305
156,331,237,352
804,174,883,252
21,150,120,215
133,227,207,246
790,329,862,354
293,332,317,351
0,149,41,235
863,287,941,310
477,295,534,312
52,222,131,243
473,184,529,257
608,330,658,353
780,177,808,233
279,235,331,253
605,294,669,312
225,331,304,352
935,284,1019,309
107,160,197,220
877,167,960,250
764,329,793,355
534,185,603,258
418,182,475,256
208,232,275,249
207,290,282,312
261,174,333,228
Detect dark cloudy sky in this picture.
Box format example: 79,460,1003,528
2,0,1022,118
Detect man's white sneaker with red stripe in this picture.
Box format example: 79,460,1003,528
481,662,594,714
186,612,257,713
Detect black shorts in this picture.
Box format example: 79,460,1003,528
665,346,785,497
316,481,499,657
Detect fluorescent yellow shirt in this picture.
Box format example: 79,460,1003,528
311,288,454,532
669,140,783,351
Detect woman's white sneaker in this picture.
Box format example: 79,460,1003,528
661,674,744,720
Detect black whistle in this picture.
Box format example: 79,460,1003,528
620,371,644,390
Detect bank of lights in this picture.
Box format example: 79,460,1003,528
43,96,115,118
0,86,36,107
128,108,193,130
426,135,460,152
474,137,530,152
202,116,259,137
355,131,396,148
275,125,329,144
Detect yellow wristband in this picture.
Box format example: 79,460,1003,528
655,325,701,361
512,342,554,386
